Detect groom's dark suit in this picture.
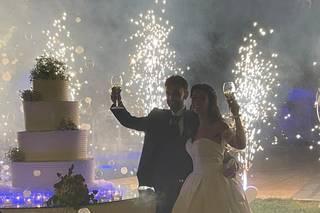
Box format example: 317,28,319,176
111,105,199,213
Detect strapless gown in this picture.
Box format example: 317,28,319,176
172,132,251,213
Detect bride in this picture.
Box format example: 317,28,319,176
172,84,251,213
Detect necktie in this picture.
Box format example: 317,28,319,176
171,115,182,136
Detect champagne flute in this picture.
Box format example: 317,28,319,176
110,75,124,109
223,82,236,100
223,82,236,118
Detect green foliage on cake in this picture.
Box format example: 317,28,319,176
20,89,42,101
47,165,98,209
58,119,79,130
30,56,70,81
5,147,25,162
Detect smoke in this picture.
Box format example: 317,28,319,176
0,0,319,88
0,0,319,102
164,0,320,110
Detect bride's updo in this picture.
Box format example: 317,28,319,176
191,84,222,122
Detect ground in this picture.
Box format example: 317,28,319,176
249,143,320,200
251,199,320,213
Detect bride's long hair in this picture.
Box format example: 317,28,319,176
191,84,222,122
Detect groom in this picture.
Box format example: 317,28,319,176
110,75,237,213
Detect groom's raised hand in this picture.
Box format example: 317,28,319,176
110,86,122,105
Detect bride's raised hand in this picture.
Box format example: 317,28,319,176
227,95,240,116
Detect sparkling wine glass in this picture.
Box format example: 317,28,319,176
110,75,124,109
223,82,236,100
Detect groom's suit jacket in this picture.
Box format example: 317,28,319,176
111,106,199,188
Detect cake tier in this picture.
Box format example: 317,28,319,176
11,158,94,188
18,130,87,161
23,101,79,131
33,79,68,101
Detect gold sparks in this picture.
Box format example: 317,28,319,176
233,22,280,173
126,1,184,116
75,17,82,23
42,13,91,101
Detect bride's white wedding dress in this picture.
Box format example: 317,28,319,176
172,130,251,213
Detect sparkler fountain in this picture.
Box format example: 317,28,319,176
124,0,185,118
232,22,280,190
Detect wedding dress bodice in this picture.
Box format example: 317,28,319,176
186,138,225,174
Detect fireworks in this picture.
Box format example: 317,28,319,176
42,12,91,101
41,13,95,148
124,0,185,116
232,22,280,188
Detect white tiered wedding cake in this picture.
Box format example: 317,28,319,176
11,59,94,189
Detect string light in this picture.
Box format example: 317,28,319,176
0,184,122,208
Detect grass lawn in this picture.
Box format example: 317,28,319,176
250,199,320,213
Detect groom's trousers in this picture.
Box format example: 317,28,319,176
154,180,184,213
